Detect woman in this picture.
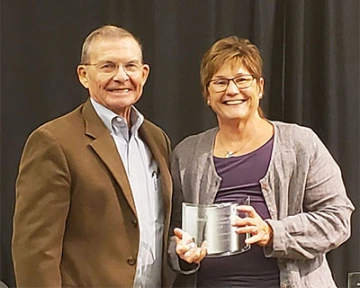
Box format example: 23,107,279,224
168,36,354,288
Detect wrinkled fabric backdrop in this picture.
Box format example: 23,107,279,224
1,1,359,287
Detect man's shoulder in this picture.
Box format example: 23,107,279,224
143,119,166,133
31,103,85,139
142,119,170,140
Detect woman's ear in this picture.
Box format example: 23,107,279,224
258,77,264,98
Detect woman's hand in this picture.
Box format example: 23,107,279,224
232,205,273,247
174,228,207,264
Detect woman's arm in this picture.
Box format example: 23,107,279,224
265,131,354,259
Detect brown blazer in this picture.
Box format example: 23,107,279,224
12,99,174,287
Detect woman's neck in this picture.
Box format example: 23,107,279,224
214,116,273,158
218,115,265,141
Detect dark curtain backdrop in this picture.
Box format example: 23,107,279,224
1,1,359,287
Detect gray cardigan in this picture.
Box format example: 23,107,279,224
168,121,354,288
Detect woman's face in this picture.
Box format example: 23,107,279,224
207,63,264,125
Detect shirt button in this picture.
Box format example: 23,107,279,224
132,218,138,227
127,257,136,266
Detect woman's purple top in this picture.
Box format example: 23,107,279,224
196,137,280,288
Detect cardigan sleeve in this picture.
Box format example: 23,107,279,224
265,129,354,260
168,150,200,275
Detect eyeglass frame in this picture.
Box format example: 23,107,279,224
81,60,144,75
207,74,256,92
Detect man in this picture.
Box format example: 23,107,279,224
12,25,174,287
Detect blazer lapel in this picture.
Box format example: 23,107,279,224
82,99,137,215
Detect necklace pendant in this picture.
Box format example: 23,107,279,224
225,151,234,158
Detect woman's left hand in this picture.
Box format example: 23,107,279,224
232,205,273,247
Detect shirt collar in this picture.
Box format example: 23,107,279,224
90,98,144,136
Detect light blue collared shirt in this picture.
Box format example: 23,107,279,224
90,98,164,288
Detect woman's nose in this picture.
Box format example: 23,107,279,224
226,79,240,94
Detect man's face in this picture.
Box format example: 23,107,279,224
77,37,150,120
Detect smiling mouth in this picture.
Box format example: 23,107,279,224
223,99,247,105
108,88,131,93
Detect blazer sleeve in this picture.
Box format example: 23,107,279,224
12,127,71,287
265,130,355,259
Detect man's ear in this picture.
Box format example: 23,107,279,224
141,64,150,85
77,65,89,89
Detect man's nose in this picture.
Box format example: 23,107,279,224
112,64,129,81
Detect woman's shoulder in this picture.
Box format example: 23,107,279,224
272,121,318,140
271,121,324,153
173,127,217,154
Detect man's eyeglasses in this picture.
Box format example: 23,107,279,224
82,61,142,75
208,75,255,92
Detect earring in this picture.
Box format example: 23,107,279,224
207,99,211,105
259,93,263,98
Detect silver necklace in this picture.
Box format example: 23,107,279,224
218,132,256,158
217,135,243,158
218,121,264,158
225,151,237,158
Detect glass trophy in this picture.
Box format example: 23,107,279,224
182,197,251,257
